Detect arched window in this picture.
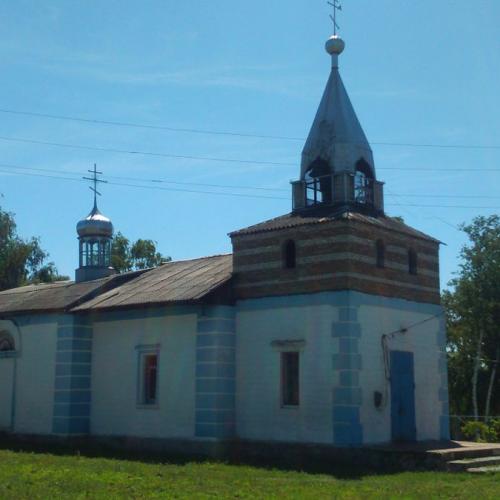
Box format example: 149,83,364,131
284,240,297,269
376,240,385,268
354,159,374,205
304,158,332,206
408,249,418,275
0,333,14,352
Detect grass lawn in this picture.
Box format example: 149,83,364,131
0,446,499,499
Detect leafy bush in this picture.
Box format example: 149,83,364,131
461,419,500,443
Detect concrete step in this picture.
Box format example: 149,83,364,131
429,443,500,463
466,465,500,474
447,455,500,472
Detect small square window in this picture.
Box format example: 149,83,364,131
138,351,159,406
281,351,299,407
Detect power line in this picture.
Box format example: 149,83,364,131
1,108,499,151
0,135,294,167
1,162,499,200
0,168,289,201
0,134,499,173
2,166,500,210
0,163,289,193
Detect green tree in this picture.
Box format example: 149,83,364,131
111,231,170,273
445,215,500,420
0,206,68,291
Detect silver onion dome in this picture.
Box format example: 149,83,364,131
76,205,114,238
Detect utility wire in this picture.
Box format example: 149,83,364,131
1,163,499,201
0,135,293,167
2,166,500,209
0,134,499,172
0,168,289,201
0,163,289,193
1,108,499,151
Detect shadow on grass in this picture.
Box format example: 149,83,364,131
0,435,424,480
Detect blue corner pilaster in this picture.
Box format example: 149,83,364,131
52,315,92,435
195,306,236,439
332,306,364,446
437,311,450,440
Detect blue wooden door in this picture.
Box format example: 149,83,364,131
390,351,416,442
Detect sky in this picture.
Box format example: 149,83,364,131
0,0,499,288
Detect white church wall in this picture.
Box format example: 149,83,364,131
236,297,335,444
355,298,444,444
90,309,198,439
235,291,446,446
5,316,59,435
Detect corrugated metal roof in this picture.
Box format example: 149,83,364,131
72,254,233,312
0,255,233,315
0,277,115,315
230,210,440,243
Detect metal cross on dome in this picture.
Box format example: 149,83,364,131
328,0,342,36
83,164,107,208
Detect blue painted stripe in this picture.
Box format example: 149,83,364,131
196,363,235,379
196,410,235,424
438,354,448,373
56,351,92,364
200,306,235,320
53,403,91,418
57,326,93,339
196,348,235,364
339,371,359,387
93,305,200,323
53,417,90,435
332,353,362,370
332,322,362,339
56,317,76,328
55,363,91,377
338,338,359,354
196,378,236,394
55,376,91,391
54,390,91,404
196,394,235,410
196,334,235,348
13,313,62,326
438,388,449,402
56,339,92,351
333,387,363,406
339,307,358,322
0,351,17,359
237,290,442,314
198,319,235,333
333,406,360,423
195,422,235,439
333,423,364,446
440,415,450,440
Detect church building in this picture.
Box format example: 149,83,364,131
0,28,449,448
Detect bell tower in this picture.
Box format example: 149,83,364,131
291,30,384,214
75,165,116,283
230,8,440,306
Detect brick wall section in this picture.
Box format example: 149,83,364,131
231,219,441,305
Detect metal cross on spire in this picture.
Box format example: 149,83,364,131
327,0,342,36
83,164,107,211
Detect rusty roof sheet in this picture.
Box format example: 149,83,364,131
72,254,233,312
230,210,440,243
